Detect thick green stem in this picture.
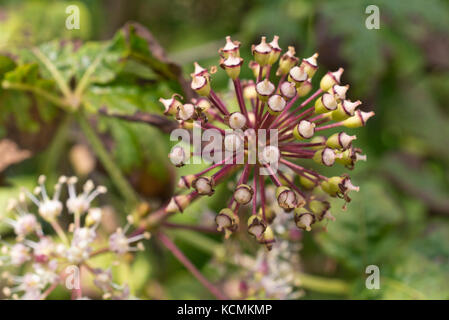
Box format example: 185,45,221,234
41,114,72,176
76,112,140,206
294,273,350,295
1,81,70,111
166,229,221,255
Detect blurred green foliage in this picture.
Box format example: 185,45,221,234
0,0,448,299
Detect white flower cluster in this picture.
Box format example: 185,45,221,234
0,175,150,300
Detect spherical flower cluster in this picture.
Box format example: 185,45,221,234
159,36,374,249
0,175,149,299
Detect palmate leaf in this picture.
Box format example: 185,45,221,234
0,23,185,183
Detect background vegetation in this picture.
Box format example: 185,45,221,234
0,0,448,299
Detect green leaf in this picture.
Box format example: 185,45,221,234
316,180,404,271
381,153,449,214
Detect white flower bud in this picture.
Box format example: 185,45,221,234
220,55,243,80
313,147,339,166
320,68,344,91
267,94,286,114
288,66,308,86
259,145,280,165
277,46,299,75
268,35,282,65
294,211,315,231
234,184,253,205
293,120,315,140
252,36,272,66
159,94,183,115
192,176,215,196
169,146,188,167
280,81,296,99
300,53,319,77
176,103,195,121
329,84,349,101
315,92,338,114
191,75,210,96
256,78,275,101
220,36,240,58
224,133,243,152
227,112,247,129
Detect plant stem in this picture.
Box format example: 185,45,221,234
32,47,73,100
157,232,228,300
163,222,219,234
76,111,140,206
295,272,350,295
41,114,72,177
74,46,108,98
1,81,70,111
167,229,221,255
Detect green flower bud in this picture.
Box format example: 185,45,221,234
296,79,313,97
220,55,244,80
315,93,338,114
276,186,305,211
328,84,349,101
234,184,254,205
326,132,357,150
247,215,267,238
159,94,183,116
309,200,334,221
309,136,326,150
261,206,276,224
331,100,361,121
243,81,257,100
299,172,317,190
256,78,275,102
321,176,343,196
335,147,366,169
252,36,272,67
321,175,359,199
342,110,375,128
191,75,210,97
300,53,319,78
293,120,315,140
216,208,239,235
288,66,308,87
320,68,344,91
249,61,266,79
220,36,241,58
313,147,340,167
268,36,282,65
294,208,316,231
258,225,275,250
280,81,296,99
277,46,299,76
